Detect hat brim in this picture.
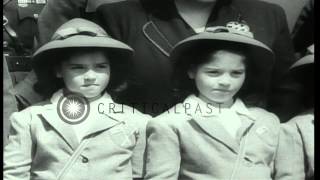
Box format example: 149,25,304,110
32,35,134,91
33,35,134,61
290,54,314,70
170,32,274,69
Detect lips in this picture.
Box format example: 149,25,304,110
212,89,231,92
82,84,99,87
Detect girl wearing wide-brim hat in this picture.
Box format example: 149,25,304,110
4,18,150,180
145,22,290,179
275,46,314,180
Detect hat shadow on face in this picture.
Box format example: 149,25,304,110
171,40,274,107
32,47,132,100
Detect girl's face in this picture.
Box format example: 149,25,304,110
188,50,246,107
56,51,110,99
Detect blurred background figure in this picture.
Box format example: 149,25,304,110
291,0,314,58
275,45,314,180
37,0,127,45
3,0,46,145
261,0,309,32
266,0,314,122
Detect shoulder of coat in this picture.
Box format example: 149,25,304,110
248,107,280,126
151,103,192,125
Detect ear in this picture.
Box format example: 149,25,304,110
188,68,195,79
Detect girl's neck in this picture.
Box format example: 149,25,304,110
198,94,234,109
62,88,104,103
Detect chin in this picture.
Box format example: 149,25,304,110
210,97,233,104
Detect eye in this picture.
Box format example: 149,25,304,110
231,70,245,76
96,64,109,69
206,70,221,76
69,65,84,70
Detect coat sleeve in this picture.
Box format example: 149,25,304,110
3,110,35,180
37,0,86,45
131,113,150,178
144,118,181,180
273,122,305,180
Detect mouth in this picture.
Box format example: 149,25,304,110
82,84,99,87
212,89,231,93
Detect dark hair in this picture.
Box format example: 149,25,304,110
33,47,130,99
172,44,267,107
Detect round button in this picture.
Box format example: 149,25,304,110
242,159,252,167
82,157,89,163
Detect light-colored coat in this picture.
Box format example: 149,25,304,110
4,90,150,180
145,95,287,180
274,112,314,180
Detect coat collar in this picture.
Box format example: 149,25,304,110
39,90,128,150
181,95,255,153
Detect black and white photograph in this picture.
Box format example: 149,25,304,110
3,0,314,179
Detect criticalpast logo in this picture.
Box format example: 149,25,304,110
57,93,90,124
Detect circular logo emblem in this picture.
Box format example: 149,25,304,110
57,93,90,124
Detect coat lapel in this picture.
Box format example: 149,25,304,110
82,111,125,139
142,12,194,57
236,115,255,143
39,105,80,150
191,115,239,153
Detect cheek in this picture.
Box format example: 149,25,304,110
61,72,82,85
195,74,215,90
233,76,246,89
98,71,111,81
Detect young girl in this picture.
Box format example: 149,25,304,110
3,18,150,180
145,23,288,179
275,45,314,180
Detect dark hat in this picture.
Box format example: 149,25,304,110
289,45,314,81
290,44,314,71
171,22,275,102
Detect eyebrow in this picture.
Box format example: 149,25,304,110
67,62,109,66
203,67,245,71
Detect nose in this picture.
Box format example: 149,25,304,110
83,69,96,81
218,74,231,87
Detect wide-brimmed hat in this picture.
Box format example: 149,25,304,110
33,18,133,63
290,44,314,71
32,18,134,96
171,22,275,102
289,45,314,82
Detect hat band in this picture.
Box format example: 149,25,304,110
51,27,109,40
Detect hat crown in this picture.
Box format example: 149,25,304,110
205,21,254,38
51,18,109,40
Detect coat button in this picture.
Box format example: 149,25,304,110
242,157,253,167
82,157,89,163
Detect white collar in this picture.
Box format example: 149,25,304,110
50,89,114,105
182,94,255,120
